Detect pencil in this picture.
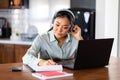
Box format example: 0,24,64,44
45,50,53,61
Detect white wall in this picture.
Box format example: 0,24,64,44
28,0,70,34
96,0,119,56
118,0,120,57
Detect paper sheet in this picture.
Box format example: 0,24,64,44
27,64,63,72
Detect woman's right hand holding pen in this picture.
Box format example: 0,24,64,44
38,59,57,66
38,50,57,66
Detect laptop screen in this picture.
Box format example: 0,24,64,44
74,38,114,69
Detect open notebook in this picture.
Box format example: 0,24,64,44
25,64,63,72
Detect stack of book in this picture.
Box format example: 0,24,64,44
25,64,73,79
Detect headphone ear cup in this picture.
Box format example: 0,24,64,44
69,23,74,32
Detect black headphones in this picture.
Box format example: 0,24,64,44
51,9,75,32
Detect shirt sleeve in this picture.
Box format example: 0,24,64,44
22,35,42,65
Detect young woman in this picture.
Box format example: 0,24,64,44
22,9,83,66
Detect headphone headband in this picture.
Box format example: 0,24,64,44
52,9,75,24
58,9,75,20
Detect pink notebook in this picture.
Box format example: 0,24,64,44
32,71,73,79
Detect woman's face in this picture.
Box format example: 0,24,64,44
53,17,71,40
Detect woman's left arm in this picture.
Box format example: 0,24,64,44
70,25,83,41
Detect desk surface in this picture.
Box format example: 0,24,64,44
0,57,120,80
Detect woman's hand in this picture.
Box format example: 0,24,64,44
38,59,57,66
70,25,83,40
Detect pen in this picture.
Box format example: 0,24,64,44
45,50,53,61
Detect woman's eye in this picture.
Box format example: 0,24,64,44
64,27,68,29
56,24,59,27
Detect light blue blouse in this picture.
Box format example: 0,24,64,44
22,30,79,65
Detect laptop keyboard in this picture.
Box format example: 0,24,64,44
62,61,74,65
58,60,74,69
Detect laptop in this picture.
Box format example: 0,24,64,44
60,38,114,70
